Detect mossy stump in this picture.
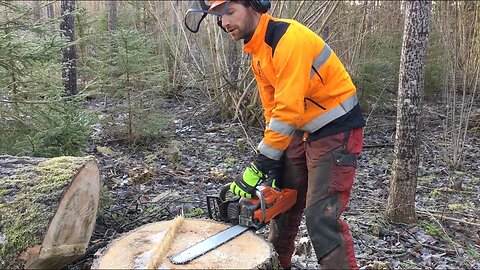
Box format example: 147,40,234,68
92,218,279,269
0,155,101,269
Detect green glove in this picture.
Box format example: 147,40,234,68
230,163,264,198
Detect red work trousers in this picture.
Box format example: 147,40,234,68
268,128,363,270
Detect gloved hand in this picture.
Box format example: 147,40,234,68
230,154,283,198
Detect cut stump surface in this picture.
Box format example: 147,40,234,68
93,219,278,269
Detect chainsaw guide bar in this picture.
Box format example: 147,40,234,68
169,225,249,264
170,183,297,264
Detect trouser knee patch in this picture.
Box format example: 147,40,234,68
305,196,342,259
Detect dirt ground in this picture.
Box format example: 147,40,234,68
69,91,479,269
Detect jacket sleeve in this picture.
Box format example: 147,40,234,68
258,27,312,160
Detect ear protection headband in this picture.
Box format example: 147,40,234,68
250,0,271,14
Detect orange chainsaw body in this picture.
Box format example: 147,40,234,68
207,184,297,229
247,186,297,223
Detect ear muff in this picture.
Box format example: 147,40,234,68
250,0,271,14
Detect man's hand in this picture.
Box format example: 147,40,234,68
230,163,264,198
230,154,283,198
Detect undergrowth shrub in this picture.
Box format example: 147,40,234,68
82,27,170,143
0,5,91,157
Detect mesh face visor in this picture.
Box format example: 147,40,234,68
184,0,230,33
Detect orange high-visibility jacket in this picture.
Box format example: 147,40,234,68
243,14,364,161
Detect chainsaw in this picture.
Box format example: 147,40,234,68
170,183,297,264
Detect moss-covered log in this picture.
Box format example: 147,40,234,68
92,218,279,269
0,155,101,269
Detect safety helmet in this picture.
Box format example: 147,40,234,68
209,0,271,14
184,0,270,33
208,0,228,11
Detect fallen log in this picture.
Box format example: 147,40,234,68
92,218,279,269
0,155,100,269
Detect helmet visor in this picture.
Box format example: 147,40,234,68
184,0,230,33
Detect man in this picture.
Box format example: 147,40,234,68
201,1,365,269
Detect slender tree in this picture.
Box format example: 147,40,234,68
107,0,117,33
385,0,432,223
32,0,41,22
60,0,77,96
47,3,54,19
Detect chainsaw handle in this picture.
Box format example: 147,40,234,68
221,183,266,222
219,183,231,202
255,187,267,222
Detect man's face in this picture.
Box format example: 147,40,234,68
213,2,257,41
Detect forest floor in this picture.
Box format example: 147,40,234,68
70,89,479,270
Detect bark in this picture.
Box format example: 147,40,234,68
32,0,41,22
0,155,100,269
227,39,240,87
47,3,55,20
134,0,141,30
107,0,117,33
92,219,279,269
366,0,375,32
386,0,432,223
61,0,77,96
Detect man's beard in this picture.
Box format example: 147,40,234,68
239,15,255,42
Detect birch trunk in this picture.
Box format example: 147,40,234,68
385,0,432,223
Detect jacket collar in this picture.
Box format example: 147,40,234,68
243,13,271,55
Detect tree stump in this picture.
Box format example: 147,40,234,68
92,218,279,269
0,155,101,269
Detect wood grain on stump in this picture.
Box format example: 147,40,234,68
93,218,278,269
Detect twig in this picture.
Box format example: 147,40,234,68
423,243,457,255
417,210,480,227
237,118,258,153
421,210,460,256
363,144,395,149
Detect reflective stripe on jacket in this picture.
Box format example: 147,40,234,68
243,14,360,160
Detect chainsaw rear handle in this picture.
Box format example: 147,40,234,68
219,183,231,202
220,183,267,222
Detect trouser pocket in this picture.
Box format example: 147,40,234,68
330,149,357,194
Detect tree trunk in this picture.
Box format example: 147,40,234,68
0,155,101,269
107,0,117,33
385,0,432,223
61,0,77,96
47,3,55,20
32,0,41,23
92,219,279,269
227,39,240,87
134,0,141,30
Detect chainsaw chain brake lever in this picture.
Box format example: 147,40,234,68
254,187,267,222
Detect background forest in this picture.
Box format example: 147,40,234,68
0,1,478,269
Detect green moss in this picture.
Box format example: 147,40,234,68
448,202,474,211
184,208,205,218
224,157,236,168
469,176,479,183
429,189,440,197
418,175,436,183
0,156,93,268
420,220,449,243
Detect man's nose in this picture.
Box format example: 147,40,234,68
221,17,229,28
